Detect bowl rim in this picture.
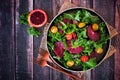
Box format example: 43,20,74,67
46,7,111,72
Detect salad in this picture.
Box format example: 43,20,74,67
47,9,109,71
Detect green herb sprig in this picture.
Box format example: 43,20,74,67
19,12,41,37
27,27,41,37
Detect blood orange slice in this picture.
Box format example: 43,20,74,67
28,9,48,27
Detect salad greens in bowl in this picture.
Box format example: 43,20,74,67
47,7,110,71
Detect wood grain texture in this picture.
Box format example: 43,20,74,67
92,0,115,80
93,0,115,26
72,0,93,8
33,0,54,80
0,0,15,80
114,0,120,80
0,0,119,80
58,0,77,13
33,0,117,80
15,0,33,80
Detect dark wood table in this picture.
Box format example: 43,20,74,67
0,0,120,80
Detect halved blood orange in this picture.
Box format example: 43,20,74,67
28,9,48,28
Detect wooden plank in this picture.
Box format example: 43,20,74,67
52,0,64,17
15,0,33,80
58,0,77,13
72,0,93,8
92,0,115,80
0,0,15,80
93,0,115,26
114,0,120,80
33,0,54,80
71,1,93,80
33,0,72,80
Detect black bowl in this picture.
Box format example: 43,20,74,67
47,7,111,72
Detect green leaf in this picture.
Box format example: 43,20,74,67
85,58,97,68
74,58,82,66
72,30,88,48
81,28,87,38
81,9,91,24
59,22,77,34
65,24,77,34
93,42,102,48
99,22,106,28
81,9,100,24
60,21,67,30
53,56,60,60
48,31,62,42
54,16,63,25
82,9,91,17
47,41,54,50
27,27,41,37
97,22,110,45
72,39,81,48
83,40,94,55
62,38,68,48
90,16,100,23
74,11,81,21
82,17,91,24
82,58,97,70
76,28,87,38
63,51,73,61
19,12,29,25
63,13,74,20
